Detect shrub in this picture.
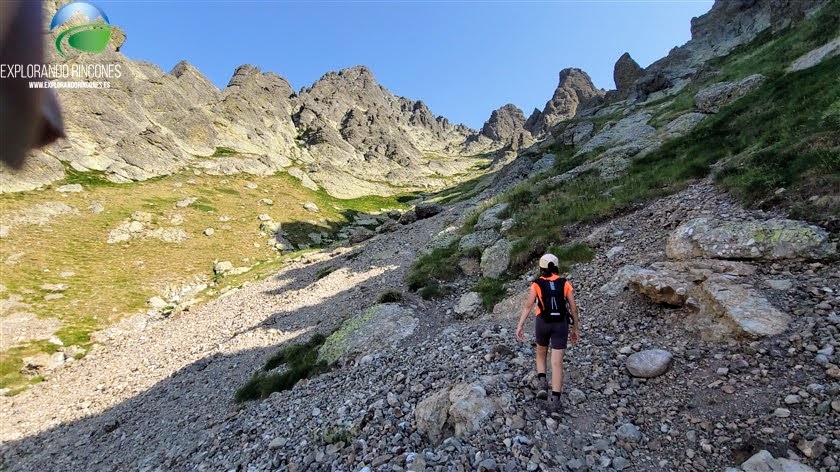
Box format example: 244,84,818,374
235,334,329,402
406,242,461,291
376,290,403,303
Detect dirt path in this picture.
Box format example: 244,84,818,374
0,203,464,470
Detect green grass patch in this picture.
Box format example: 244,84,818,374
418,284,451,300
376,290,404,303
60,164,117,188
211,147,239,157
315,266,335,280
406,241,461,291
236,334,329,402
215,187,240,196
472,277,508,310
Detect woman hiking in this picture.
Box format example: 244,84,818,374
515,253,580,410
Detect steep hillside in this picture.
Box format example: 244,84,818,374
1,0,838,471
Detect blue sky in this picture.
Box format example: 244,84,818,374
94,1,713,129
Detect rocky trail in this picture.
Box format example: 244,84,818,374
1,178,837,472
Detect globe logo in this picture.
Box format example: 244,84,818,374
50,1,113,57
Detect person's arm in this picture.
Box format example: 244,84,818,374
515,287,537,341
567,290,580,343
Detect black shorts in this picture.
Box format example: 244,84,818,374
535,316,569,350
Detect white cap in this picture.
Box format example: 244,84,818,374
539,253,559,269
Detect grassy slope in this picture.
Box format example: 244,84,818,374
0,170,407,392
407,3,838,290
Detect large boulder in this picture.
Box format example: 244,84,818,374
628,268,695,306
613,52,644,97
667,218,836,261
480,238,511,279
415,389,452,444
740,450,817,472
415,382,498,444
525,68,605,136
318,304,418,364
626,349,673,378
415,202,444,220
479,104,533,148
454,292,483,319
474,203,509,231
459,230,501,252
787,37,840,72
694,74,766,113
695,275,791,338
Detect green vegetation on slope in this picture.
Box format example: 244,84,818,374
236,333,329,402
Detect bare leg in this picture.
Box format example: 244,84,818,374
551,349,565,393
536,344,548,375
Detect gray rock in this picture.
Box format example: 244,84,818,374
203,228,214,236
616,423,641,442
480,238,511,279
474,203,509,231
454,292,483,319
528,154,555,178
480,104,532,148
568,388,586,405
415,389,451,444
628,268,693,306
318,304,418,364
303,202,319,213
787,37,840,72
695,74,766,114
398,210,418,225
459,230,501,252
415,202,443,220
213,261,233,275
600,264,644,297
667,218,836,261
626,349,673,378
741,450,817,472
613,52,644,97
447,382,498,438
766,279,793,291
697,275,791,338
176,197,197,208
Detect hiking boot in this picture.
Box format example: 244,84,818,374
529,376,549,400
549,395,563,414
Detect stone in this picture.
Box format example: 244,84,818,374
454,292,483,319
568,388,586,405
797,438,826,459
203,228,214,236
697,275,791,338
269,437,288,449
784,394,801,405
347,227,375,244
773,408,790,418
459,230,501,252
415,202,443,220
628,268,693,306
741,450,817,472
600,264,644,297
213,261,234,275
447,382,497,438
626,349,673,378
176,197,197,208
56,184,83,193
480,238,511,279
259,198,274,206
616,423,641,442
666,218,835,261
415,389,451,445
613,52,644,97
766,279,793,291
787,37,840,72
303,202,319,213
474,203,509,231
694,74,766,114
398,210,418,225
318,304,419,364
606,246,624,259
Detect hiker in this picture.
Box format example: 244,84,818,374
515,253,580,409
